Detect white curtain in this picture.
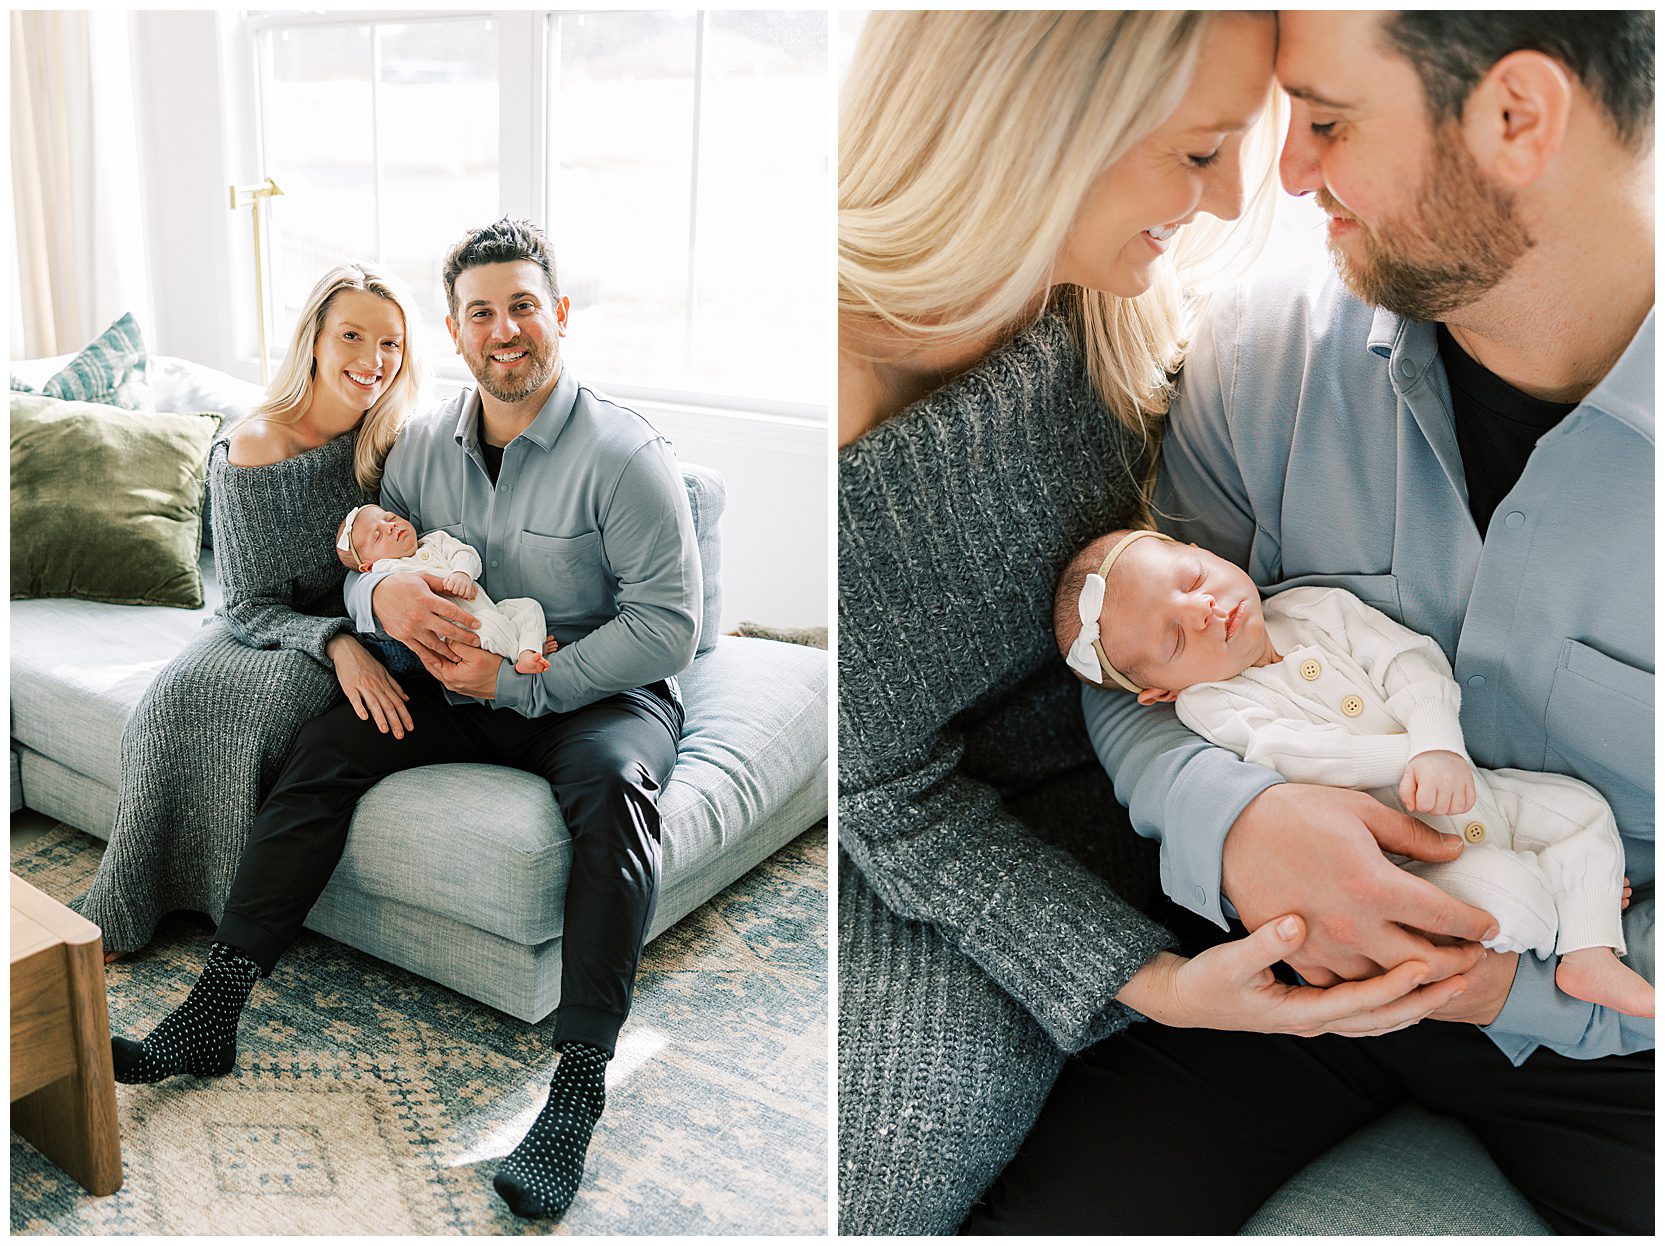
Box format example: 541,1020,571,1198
10,10,152,360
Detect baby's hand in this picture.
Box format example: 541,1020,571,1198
515,649,550,674
443,570,477,600
1399,750,1476,817
542,634,559,656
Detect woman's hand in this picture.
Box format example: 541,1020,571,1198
326,633,414,739
1116,915,1470,1038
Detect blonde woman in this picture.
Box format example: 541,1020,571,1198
72,263,425,959
837,12,1471,1233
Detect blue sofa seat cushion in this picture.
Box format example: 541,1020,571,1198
329,635,828,945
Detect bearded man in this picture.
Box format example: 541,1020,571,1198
238,218,699,1222
972,10,1654,1235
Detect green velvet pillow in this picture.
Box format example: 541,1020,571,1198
10,393,221,607
40,312,153,410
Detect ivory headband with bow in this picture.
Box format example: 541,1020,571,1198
337,505,365,563
1065,529,1175,694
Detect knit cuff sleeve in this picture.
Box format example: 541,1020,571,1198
1395,694,1469,762
840,745,1177,1054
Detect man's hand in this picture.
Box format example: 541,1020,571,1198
1222,784,1497,986
371,572,481,665
1400,749,1475,816
442,570,478,600
1429,949,1518,1026
423,639,502,699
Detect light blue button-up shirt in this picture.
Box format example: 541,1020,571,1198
346,364,701,717
1083,262,1653,1063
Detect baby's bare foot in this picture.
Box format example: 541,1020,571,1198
515,650,550,674
1556,947,1654,1018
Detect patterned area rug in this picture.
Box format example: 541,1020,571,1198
11,823,827,1235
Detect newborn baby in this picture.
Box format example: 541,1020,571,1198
1055,528,1652,1020
337,504,557,675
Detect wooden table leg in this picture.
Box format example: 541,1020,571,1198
12,932,123,1195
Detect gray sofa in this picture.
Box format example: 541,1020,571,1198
9,355,828,1023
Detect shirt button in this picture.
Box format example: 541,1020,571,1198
1463,821,1486,844
1467,675,1486,689
1503,510,1524,529
490,559,499,569
1193,885,1207,906
1396,358,1418,381
1340,694,1365,718
1299,659,1322,681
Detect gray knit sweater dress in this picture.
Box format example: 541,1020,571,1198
71,432,367,953
838,313,1178,1234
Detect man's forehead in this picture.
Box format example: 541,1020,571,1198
456,260,545,299
1275,10,1390,99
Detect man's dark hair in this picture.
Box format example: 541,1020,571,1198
1379,11,1654,152
442,217,561,320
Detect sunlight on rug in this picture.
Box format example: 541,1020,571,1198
11,823,827,1236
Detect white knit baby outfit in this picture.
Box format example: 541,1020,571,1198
1175,586,1626,958
373,530,548,664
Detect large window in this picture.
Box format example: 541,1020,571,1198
248,10,826,416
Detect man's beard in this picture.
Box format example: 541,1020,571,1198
1321,131,1534,321
465,336,559,403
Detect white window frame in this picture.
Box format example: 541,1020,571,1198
234,8,825,423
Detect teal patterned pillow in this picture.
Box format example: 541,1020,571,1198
41,313,153,410
10,376,35,393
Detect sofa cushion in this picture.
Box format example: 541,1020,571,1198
10,551,223,777
149,356,265,433
40,313,154,411
10,395,221,607
1243,1103,1549,1233
683,464,725,655
326,635,826,943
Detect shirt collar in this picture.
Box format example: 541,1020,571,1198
450,362,580,453
1580,307,1654,443
1368,299,1654,443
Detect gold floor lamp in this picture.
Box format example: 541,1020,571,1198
228,177,284,383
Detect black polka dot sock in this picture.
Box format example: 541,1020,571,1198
493,1041,610,1220
110,942,260,1084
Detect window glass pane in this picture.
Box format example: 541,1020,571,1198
692,11,827,405
547,10,827,409
263,25,376,326
260,19,498,366
376,20,499,365
547,12,696,398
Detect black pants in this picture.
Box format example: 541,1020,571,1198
962,906,1653,1236
217,675,682,1054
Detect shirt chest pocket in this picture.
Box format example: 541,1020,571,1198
519,529,612,616
1544,639,1653,834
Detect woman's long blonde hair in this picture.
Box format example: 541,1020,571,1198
249,263,425,492
840,11,1282,448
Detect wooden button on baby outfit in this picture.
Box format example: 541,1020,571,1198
1299,659,1322,682
1340,694,1364,718
1463,821,1486,844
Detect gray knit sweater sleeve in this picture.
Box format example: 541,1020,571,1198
207,432,368,666
838,313,1176,1054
